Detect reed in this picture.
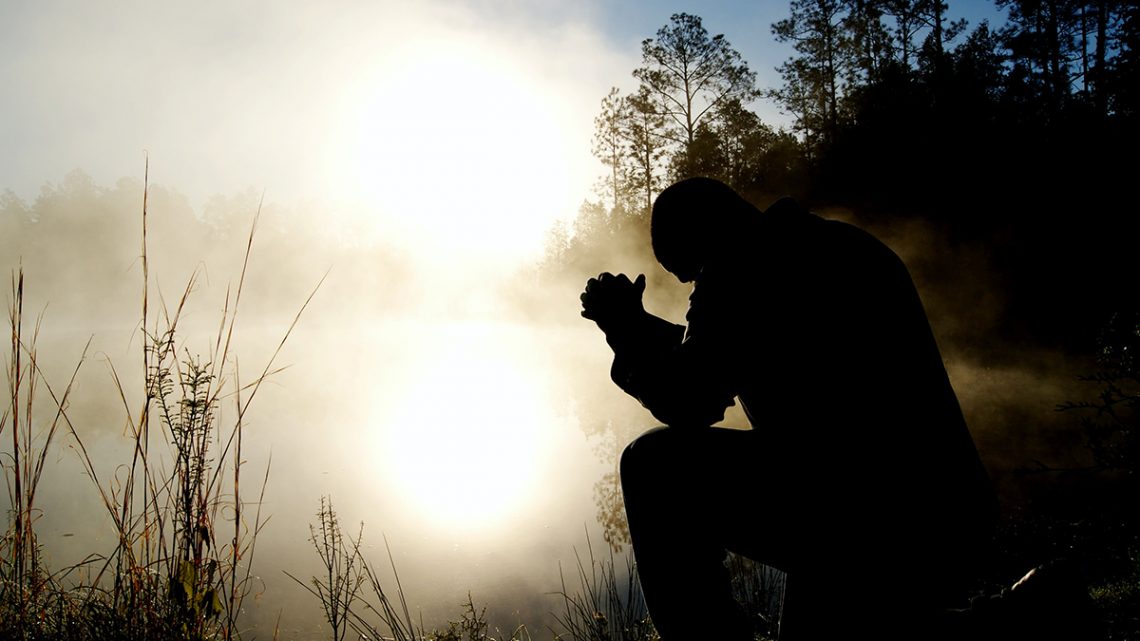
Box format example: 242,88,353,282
289,496,533,641
551,530,654,641
1,159,317,640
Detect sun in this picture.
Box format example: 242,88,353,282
376,322,549,528
334,37,578,262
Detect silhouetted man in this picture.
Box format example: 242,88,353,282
580,178,996,640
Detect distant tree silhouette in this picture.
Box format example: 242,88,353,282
882,0,931,70
633,13,760,179
999,0,1085,117
674,98,803,200
772,0,850,149
1110,1,1139,117
548,14,786,285
590,86,668,220
920,0,956,72
625,87,670,214
842,0,892,83
592,88,634,216
546,1,1138,343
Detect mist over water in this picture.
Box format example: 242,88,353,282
3,2,1123,637
1,163,1109,638
2,181,625,636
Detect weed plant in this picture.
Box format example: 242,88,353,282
548,529,783,641
551,531,654,641
289,496,531,641
1,162,316,640
1,268,97,639
726,553,785,640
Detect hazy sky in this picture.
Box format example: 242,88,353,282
1,0,1005,263
0,1,1021,636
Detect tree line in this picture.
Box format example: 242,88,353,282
547,1,1138,347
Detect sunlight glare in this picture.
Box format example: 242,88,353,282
339,38,576,262
379,322,549,528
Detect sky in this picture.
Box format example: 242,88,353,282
0,0,1007,262
0,0,1020,637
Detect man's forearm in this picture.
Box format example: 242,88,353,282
600,310,682,402
598,310,685,355
602,312,735,427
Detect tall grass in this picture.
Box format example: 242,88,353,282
1,161,318,640
2,163,793,641
289,496,534,641
287,499,784,641
550,534,784,641
552,531,653,641
1,267,96,638
725,553,785,640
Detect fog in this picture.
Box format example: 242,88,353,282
1,2,642,634
1,0,630,215
0,175,1102,638
0,176,625,637
0,1,1108,639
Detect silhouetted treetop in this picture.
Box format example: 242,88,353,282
634,13,761,178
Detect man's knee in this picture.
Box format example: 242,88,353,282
619,425,683,485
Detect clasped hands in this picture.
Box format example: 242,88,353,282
580,272,646,329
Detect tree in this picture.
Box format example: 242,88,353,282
998,0,1087,116
623,86,670,214
772,0,850,148
0,190,30,246
633,13,759,177
673,98,786,195
1108,0,1138,117
920,0,951,71
592,87,634,214
953,20,1010,97
843,0,893,83
538,217,570,278
882,0,930,71
1082,0,1137,118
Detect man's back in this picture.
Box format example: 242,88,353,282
583,180,997,639
714,202,996,597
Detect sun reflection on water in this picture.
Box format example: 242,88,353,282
377,321,552,529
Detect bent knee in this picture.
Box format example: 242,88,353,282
619,425,683,478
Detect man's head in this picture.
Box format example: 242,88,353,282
651,177,757,282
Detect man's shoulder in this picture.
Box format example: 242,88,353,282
743,203,909,290
776,203,898,260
